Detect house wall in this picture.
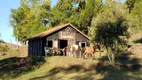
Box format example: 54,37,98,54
44,25,89,48
28,39,43,57
28,25,90,57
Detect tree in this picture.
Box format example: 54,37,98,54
79,0,95,34
126,0,138,13
90,2,129,65
79,0,103,34
50,0,103,34
128,0,142,31
10,0,51,44
50,0,80,27
50,6,67,27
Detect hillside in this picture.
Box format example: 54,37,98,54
0,42,142,80
14,56,142,80
0,55,141,80
0,43,27,60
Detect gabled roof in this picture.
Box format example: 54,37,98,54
28,23,90,40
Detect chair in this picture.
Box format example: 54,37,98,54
44,47,52,56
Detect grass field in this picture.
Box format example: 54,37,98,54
11,56,142,80
0,43,142,80
0,54,142,80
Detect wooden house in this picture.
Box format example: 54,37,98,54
28,23,90,57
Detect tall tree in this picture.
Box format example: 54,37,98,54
79,0,95,34
79,0,103,34
10,0,51,44
50,0,103,35
129,0,142,31
50,0,80,27
90,2,129,65
126,0,137,13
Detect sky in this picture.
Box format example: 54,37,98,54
0,0,125,44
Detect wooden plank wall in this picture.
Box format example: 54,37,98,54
28,39,43,57
28,25,90,57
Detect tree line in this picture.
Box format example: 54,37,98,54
9,0,142,44
10,0,142,64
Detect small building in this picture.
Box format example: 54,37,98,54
28,23,90,57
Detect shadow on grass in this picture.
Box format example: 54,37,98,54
96,52,142,80
29,64,94,80
30,55,142,80
117,53,142,65
95,64,142,80
0,57,46,79
133,38,142,43
99,52,142,68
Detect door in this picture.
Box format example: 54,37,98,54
59,40,68,49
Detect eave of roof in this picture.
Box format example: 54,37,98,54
28,23,90,40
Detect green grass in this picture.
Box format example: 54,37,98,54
13,56,142,80
0,57,45,80
0,56,141,80
0,47,141,80
0,49,20,60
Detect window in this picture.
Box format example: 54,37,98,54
79,42,86,48
46,40,53,48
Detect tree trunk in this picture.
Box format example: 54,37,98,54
16,38,19,51
107,54,112,64
111,53,115,65
107,52,115,65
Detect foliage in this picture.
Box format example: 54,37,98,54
50,6,67,26
10,0,105,44
10,0,142,45
126,0,137,13
90,2,129,65
79,0,103,34
10,0,50,44
128,0,142,31
50,0,82,27
78,0,95,34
